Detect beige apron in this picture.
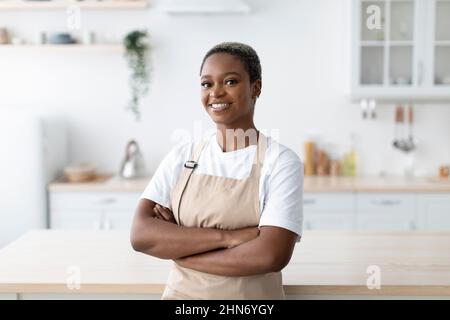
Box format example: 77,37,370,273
161,133,285,300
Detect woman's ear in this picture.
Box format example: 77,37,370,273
252,80,262,99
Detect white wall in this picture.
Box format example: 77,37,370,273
1,0,449,177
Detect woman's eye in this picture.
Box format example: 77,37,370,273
201,82,211,88
226,79,237,85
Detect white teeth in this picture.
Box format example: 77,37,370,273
210,103,229,110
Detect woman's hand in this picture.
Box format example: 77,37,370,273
173,226,260,267
225,227,260,248
153,204,177,224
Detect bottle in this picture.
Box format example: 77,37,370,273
304,140,316,176
342,133,358,177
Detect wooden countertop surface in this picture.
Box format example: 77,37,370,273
1,230,449,296
48,175,450,193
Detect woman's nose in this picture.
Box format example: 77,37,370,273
209,85,225,98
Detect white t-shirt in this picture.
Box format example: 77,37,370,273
141,133,304,237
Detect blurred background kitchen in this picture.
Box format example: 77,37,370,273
0,0,449,248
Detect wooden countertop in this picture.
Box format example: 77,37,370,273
1,230,449,296
48,175,450,193
48,175,151,192
304,176,450,193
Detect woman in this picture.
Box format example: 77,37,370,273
130,42,303,300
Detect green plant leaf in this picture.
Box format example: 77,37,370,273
123,30,151,121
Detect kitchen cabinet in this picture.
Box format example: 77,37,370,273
355,193,417,230
50,192,140,230
417,194,450,230
352,0,450,101
303,193,356,230
48,177,450,231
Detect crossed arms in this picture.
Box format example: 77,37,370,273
130,199,298,277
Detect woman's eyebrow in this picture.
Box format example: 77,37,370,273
201,72,242,80
223,72,241,76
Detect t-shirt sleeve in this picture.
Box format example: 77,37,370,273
259,150,304,240
140,141,192,210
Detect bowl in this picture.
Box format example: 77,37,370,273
64,163,97,182
48,33,76,44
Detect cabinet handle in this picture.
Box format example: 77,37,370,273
303,199,316,205
418,61,424,86
91,197,117,205
371,199,401,206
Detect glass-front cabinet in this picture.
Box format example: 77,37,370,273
352,0,450,101
434,0,450,86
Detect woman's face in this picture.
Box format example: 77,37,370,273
200,53,261,128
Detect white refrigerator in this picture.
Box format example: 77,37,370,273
0,109,67,248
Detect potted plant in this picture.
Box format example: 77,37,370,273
123,30,151,121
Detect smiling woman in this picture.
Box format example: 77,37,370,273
130,42,304,300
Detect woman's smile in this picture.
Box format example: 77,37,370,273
209,102,232,111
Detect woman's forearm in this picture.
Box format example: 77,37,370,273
175,238,273,276
130,199,230,259
175,227,298,277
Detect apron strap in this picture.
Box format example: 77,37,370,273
173,137,209,226
250,132,268,177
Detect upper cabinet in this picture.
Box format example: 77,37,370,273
352,0,450,102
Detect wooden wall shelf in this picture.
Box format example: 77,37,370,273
0,0,148,10
0,44,123,52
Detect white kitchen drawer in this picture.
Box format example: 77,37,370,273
356,214,417,231
303,193,354,213
303,213,355,230
50,192,140,211
51,210,135,230
356,193,415,215
417,194,450,231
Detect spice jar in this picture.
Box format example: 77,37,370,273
439,165,450,179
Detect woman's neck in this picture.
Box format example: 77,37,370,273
216,125,259,152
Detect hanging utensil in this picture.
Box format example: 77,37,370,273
393,104,405,150
405,104,416,152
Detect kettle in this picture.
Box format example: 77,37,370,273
119,140,147,179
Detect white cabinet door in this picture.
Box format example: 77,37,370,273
417,194,450,230
356,193,416,231
103,211,135,230
303,193,355,230
427,0,450,90
51,210,104,230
